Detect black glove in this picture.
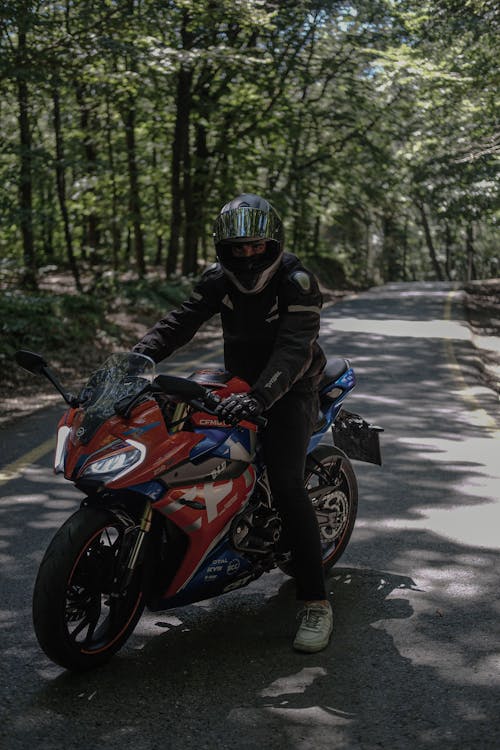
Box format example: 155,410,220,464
217,393,264,426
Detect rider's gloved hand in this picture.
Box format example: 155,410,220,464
217,393,264,426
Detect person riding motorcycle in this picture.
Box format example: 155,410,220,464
132,193,333,652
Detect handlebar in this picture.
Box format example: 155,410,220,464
152,375,268,429
192,393,268,430
113,376,267,428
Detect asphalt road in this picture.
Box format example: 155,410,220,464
1,282,499,750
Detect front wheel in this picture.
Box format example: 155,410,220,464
33,507,146,671
279,444,358,576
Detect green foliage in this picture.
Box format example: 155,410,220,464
0,276,194,364
118,276,194,313
305,254,350,290
0,0,498,287
0,291,114,358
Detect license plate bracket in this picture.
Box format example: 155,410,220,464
332,409,383,465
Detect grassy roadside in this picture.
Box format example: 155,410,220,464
463,279,500,397
0,272,195,426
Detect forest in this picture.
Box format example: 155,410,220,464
0,0,498,367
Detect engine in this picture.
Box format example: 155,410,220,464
229,477,281,557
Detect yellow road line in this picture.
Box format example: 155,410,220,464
0,437,55,488
0,348,225,489
444,290,497,429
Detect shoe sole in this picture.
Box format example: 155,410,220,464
293,629,333,653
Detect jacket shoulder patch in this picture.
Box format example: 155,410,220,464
290,270,312,293
202,262,223,279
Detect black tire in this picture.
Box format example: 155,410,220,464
279,443,358,576
33,507,146,671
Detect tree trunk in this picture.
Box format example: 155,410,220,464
312,214,320,254
382,212,400,282
182,132,195,275
152,147,163,266
126,227,131,262
183,121,208,275
166,73,185,277
53,87,82,292
105,93,121,271
444,221,452,281
154,236,163,266
401,214,409,281
289,136,303,251
466,222,477,281
75,83,101,266
17,26,37,289
166,11,193,277
364,213,379,285
415,201,444,281
124,101,145,277
41,178,55,262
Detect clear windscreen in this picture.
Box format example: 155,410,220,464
75,353,155,443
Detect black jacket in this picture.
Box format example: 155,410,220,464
133,252,326,409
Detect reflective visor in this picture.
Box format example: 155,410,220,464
213,207,282,244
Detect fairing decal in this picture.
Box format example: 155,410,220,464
155,466,256,597
147,537,255,610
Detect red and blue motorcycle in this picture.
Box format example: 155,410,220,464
16,349,382,671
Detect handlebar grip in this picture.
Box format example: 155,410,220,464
198,390,268,429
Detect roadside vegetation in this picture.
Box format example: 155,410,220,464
1,270,195,396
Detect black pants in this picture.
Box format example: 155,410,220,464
261,383,326,601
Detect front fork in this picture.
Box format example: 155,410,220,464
112,501,152,594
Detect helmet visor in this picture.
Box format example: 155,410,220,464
213,207,282,244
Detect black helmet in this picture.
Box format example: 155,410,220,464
213,193,284,294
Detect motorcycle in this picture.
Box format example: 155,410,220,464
15,348,382,671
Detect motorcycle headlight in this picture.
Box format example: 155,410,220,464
82,439,146,482
54,425,71,474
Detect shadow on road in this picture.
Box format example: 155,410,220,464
0,560,493,750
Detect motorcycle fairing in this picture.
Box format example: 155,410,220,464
160,455,250,486
128,481,166,502
66,401,208,490
189,425,256,463
158,422,256,488
308,365,357,452
154,465,256,598
320,366,356,422
147,536,257,610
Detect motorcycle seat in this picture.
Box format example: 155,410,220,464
318,358,349,390
188,369,232,388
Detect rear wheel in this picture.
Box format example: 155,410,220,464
279,444,358,576
33,507,146,671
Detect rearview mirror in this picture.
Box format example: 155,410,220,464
15,349,48,375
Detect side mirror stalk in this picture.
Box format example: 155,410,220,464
15,349,79,407
41,365,79,407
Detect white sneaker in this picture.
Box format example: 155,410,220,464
293,602,333,653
